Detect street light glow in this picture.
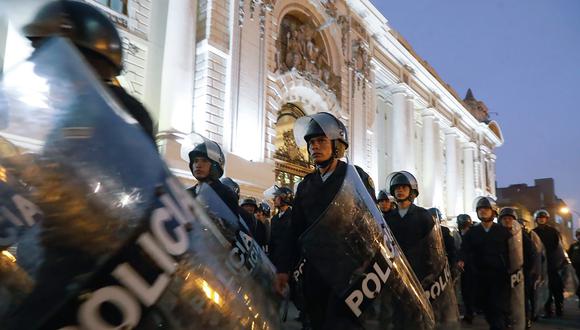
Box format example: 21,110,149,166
560,206,570,214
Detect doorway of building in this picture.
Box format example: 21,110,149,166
273,103,313,191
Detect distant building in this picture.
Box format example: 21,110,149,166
497,178,574,246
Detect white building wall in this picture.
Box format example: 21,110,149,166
0,0,503,215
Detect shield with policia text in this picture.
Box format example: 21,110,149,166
0,38,280,329
529,230,549,319
299,163,435,329
506,221,525,329
416,219,460,329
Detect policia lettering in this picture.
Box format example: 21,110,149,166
60,177,197,329
344,234,395,317
0,188,43,247
424,264,452,301
511,268,523,289
227,230,260,276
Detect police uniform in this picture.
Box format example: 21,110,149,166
521,228,537,326
533,224,564,315
269,207,292,271
384,205,434,280
107,84,155,142
567,238,580,304
460,222,512,330
279,160,374,329
188,180,239,217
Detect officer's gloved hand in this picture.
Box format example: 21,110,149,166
274,273,289,296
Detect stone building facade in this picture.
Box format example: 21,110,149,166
0,0,503,219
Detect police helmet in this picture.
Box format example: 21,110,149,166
220,177,240,199
387,171,419,198
456,214,472,228
473,196,498,214
264,185,294,206
294,112,348,148
23,0,123,77
533,209,550,220
240,197,258,208
428,208,443,222
498,207,518,221
180,133,225,180
257,201,271,217
377,189,392,202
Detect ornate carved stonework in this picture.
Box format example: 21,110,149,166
337,15,350,57
274,130,310,168
321,0,338,19
238,0,245,26
276,15,342,99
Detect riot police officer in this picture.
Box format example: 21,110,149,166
567,228,580,308
455,214,476,323
428,207,457,266
498,207,536,329
384,172,434,279
220,176,241,199
275,112,376,329
266,185,294,271
459,197,512,330
239,196,267,247
22,0,155,142
185,136,239,215
377,189,396,216
256,201,272,251
533,209,565,317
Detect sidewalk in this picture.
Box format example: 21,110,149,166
281,297,580,329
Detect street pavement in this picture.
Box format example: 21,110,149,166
281,297,580,329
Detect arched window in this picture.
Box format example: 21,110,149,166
273,104,312,190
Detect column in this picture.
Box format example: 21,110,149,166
421,111,436,207
155,0,196,133
432,119,444,208
406,94,416,172
463,142,476,213
445,131,458,217
390,86,407,172
489,154,497,196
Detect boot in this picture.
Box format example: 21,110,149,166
555,304,563,317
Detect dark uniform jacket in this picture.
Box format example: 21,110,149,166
568,241,580,266
533,224,563,270
268,208,292,271
187,180,240,217
460,223,512,273
107,84,155,142
384,204,434,280
441,225,457,266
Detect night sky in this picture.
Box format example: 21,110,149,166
372,0,580,217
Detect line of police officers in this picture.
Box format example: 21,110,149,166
1,1,578,330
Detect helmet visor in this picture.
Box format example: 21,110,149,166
293,112,346,147
386,171,418,190
179,132,223,165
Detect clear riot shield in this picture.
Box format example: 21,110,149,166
195,183,279,302
529,230,549,318
298,164,435,329
507,222,525,329
0,38,279,329
559,242,579,299
419,219,460,329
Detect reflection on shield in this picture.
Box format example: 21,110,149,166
507,221,525,329
299,164,435,329
0,38,280,329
